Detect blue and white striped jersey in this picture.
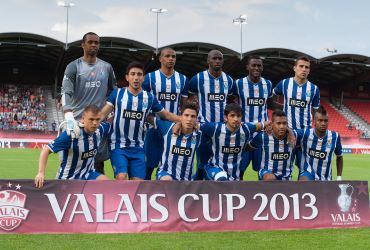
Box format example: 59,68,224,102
296,128,342,180
235,76,272,123
201,122,256,180
156,120,202,181
48,123,110,180
189,70,234,123
107,88,164,150
250,131,298,180
142,70,188,115
273,77,320,129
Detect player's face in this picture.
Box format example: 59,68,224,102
160,49,176,69
272,115,288,138
82,111,101,134
126,67,144,91
82,35,100,57
314,112,328,133
293,60,310,81
208,51,224,72
247,59,263,78
224,111,242,130
181,108,197,130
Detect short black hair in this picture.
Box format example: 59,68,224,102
294,56,310,66
246,55,262,65
181,102,199,115
126,61,145,74
315,105,328,116
82,32,99,42
224,103,242,116
272,109,287,121
159,47,175,57
83,105,100,115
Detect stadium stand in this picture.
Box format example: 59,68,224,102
0,84,47,131
345,100,370,124
320,99,360,137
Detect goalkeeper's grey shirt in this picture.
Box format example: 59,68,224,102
61,57,117,119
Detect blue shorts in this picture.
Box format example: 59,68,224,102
205,164,228,181
144,128,164,169
298,170,315,180
85,170,103,180
258,169,291,181
110,147,146,179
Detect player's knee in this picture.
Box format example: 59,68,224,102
96,175,109,181
160,175,173,181
115,173,128,180
298,175,310,181
263,173,277,181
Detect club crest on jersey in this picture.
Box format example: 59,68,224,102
215,83,220,90
181,138,187,144
132,101,138,108
175,81,181,90
143,99,148,109
166,84,171,91
327,139,332,148
0,186,30,231
306,90,311,96
297,92,302,98
191,135,197,144
90,71,96,77
223,81,229,91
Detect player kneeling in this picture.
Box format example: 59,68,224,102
34,105,110,188
150,103,201,181
203,104,268,181
247,110,297,181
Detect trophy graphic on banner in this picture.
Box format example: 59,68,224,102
337,184,354,212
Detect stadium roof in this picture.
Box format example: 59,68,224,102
0,32,369,94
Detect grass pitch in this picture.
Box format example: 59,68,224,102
0,149,369,249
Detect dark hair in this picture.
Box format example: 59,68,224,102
247,55,262,65
83,105,100,115
315,105,327,116
272,109,287,121
294,56,310,66
159,47,175,57
181,102,199,115
82,32,99,42
126,61,145,74
224,103,242,116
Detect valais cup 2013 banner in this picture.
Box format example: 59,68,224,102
0,180,369,233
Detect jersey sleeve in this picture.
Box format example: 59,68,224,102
230,79,238,96
200,122,216,137
249,132,263,149
244,122,258,135
312,86,320,109
151,95,165,113
61,61,77,112
180,76,189,97
227,77,235,96
335,134,343,156
142,74,151,92
99,122,111,138
294,129,305,144
155,119,173,136
188,75,198,94
107,88,118,106
47,131,72,153
267,80,273,98
272,80,283,96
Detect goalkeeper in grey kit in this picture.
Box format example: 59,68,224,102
61,32,117,174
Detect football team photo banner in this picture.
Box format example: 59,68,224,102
0,180,369,233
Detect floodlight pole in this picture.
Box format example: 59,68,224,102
150,8,168,56
58,1,75,50
233,15,247,60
